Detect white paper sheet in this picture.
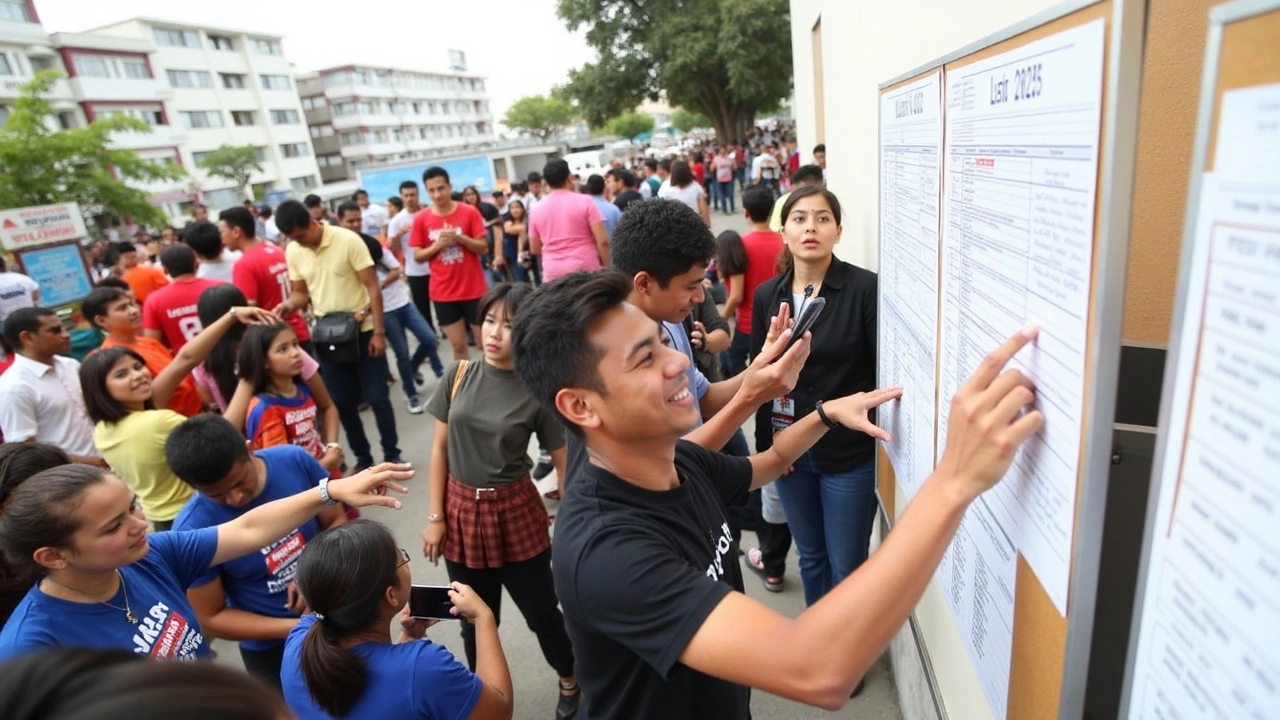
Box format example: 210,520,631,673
935,18,1107,718
879,70,943,504
1127,83,1280,720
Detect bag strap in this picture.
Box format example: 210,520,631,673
450,360,471,403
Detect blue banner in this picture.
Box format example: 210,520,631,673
358,156,495,203
19,243,92,307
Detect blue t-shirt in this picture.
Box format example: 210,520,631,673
172,445,328,651
0,528,218,662
281,614,483,720
591,195,622,236
661,321,711,429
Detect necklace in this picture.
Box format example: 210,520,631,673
45,570,138,624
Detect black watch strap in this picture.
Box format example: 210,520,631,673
815,400,841,429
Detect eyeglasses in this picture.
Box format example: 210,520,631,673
397,547,411,568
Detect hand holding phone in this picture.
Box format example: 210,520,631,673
409,585,456,620
785,297,826,353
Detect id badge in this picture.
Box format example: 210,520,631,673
771,396,795,433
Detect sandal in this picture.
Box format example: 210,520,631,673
745,548,783,592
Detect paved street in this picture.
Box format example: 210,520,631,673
214,206,903,720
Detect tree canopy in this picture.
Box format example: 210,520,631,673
195,144,263,200
671,108,711,134
604,111,655,140
502,95,577,143
556,0,792,143
0,71,185,229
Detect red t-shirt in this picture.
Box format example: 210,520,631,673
737,230,785,333
692,162,706,185
141,277,222,353
233,242,311,341
97,335,203,417
408,203,488,303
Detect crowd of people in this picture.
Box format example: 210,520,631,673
0,128,1045,720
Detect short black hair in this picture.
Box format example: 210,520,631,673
113,241,137,256
606,167,636,188
512,271,629,437
165,414,253,488
303,194,323,209
813,143,826,154
423,166,450,184
219,206,256,238
258,206,272,219
387,196,404,211
658,158,672,173
80,346,151,424
2,306,57,351
274,200,311,235
611,199,716,287
81,286,130,327
742,186,775,223
94,277,131,293
398,180,418,192
643,158,658,171
543,159,571,188
526,171,542,184
352,189,368,200
791,164,825,186
585,174,606,196
158,243,197,277
336,200,361,219
490,191,504,199
183,221,222,260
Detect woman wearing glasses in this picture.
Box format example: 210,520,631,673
283,520,513,720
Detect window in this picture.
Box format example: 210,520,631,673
220,73,245,89
29,55,53,72
191,150,210,164
253,39,282,55
332,102,355,117
317,155,342,167
56,112,74,130
166,69,212,89
260,74,291,90
179,110,223,129
74,56,110,78
291,175,318,193
0,0,30,21
269,109,300,125
309,125,334,138
121,60,149,79
154,28,200,48
209,35,233,51
0,104,8,124
279,142,309,158
340,130,362,145
231,111,255,126
254,146,267,161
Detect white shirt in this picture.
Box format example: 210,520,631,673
196,250,243,283
361,203,390,237
390,209,429,277
376,251,412,312
0,271,39,321
263,222,281,244
658,182,705,214
752,154,781,181
0,353,98,457
524,192,542,217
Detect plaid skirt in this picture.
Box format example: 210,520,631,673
444,475,551,569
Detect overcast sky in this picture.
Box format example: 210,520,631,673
35,0,597,135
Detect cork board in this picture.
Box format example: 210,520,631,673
940,1,1114,718
1203,4,1280,172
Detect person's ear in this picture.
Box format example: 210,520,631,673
632,271,654,298
33,546,70,572
91,314,108,331
384,583,400,610
555,388,602,433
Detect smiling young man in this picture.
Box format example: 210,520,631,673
512,271,1044,718
167,414,347,687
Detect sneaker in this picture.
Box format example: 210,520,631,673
745,548,784,592
556,684,581,720
532,457,554,480
407,397,424,414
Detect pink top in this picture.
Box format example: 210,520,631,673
528,190,605,282
192,349,320,411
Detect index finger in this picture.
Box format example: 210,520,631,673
960,324,1038,396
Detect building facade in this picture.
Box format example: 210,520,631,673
297,64,497,184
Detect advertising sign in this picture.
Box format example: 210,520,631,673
0,202,89,250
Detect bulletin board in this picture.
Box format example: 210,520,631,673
13,240,94,308
1119,0,1280,716
874,0,1145,717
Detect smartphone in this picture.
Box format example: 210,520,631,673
784,297,826,353
409,585,457,620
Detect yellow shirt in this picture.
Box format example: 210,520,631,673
769,191,792,233
94,410,195,523
285,223,375,332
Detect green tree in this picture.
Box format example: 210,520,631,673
502,95,577,143
671,108,711,134
195,144,263,200
604,111,655,140
0,71,185,229
557,0,792,143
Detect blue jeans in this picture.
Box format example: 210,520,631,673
318,331,399,467
383,304,443,401
717,180,735,212
721,327,751,378
773,453,877,606
502,236,539,285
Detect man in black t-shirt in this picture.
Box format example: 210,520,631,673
512,271,1045,719
606,167,644,212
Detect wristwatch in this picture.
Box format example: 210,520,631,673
324,442,342,453
814,400,841,430
427,513,445,523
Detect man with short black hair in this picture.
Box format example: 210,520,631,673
0,307,103,466
220,206,312,355
585,174,622,237
303,194,336,225
511,270,1042,719
353,189,389,238
141,244,220,352
606,168,643,212
185,220,242,284
525,171,545,215
813,143,827,169
528,160,610,284
117,240,168,303
390,180,437,335
639,158,661,198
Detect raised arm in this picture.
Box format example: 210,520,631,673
151,306,278,410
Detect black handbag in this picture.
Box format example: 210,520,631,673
312,312,360,365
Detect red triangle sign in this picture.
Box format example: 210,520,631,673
2,219,16,229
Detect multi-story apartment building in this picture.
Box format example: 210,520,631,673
86,18,321,213
297,64,498,184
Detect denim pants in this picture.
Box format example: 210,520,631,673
318,330,399,467
383,304,443,400
721,328,751,378
717,180,735,212
773,453,876,606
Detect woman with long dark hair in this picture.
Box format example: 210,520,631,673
283,519,512,720
498,199,537,285
0,444,70,626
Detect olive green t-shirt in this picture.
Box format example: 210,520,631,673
427,360,566,488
